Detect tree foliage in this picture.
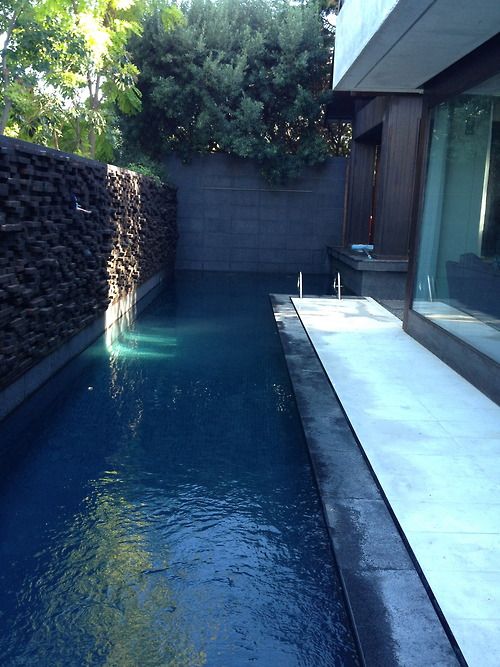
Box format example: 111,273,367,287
1,0,345,177
123,0,341,183
0,0,182,161
1,1,84,141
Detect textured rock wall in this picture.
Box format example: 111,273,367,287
0,138,177,390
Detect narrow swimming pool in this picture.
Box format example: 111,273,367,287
0,272,359,666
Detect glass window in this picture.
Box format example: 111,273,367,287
413,76,500,363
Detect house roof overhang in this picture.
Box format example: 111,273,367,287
333,0,500,93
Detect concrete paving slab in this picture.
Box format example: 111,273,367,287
271,294,460,667
291,295,500,667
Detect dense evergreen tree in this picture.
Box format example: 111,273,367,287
1,0,346,178
123,0,342,183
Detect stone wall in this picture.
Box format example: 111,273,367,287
166,153,346,274
0,137,177,391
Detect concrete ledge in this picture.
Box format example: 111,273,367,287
0,271,168,422
271,294,461,667
328,247,408,299
405,308,500,406
328,247,408,272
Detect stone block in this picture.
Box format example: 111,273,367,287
260,233,288,251
202,259,230,271
230,233,258,249
286,234,317,250
259,204,288,222
229,260,260,272
205,217,232,233
258,248,281,264
205,232,232,248
201,174,234,189
231,247,259,263
203,245,230,262
177,244,205,262
232,218,257,234
258,218,287,235
286,249,313,265
177,232,204,250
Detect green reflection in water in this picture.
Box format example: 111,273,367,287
23,475,206,667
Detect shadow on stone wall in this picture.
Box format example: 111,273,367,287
0,137,177,391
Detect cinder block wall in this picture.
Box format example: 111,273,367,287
166,154,346,274
0,137,177,391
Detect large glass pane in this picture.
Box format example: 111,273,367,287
413,78,500,362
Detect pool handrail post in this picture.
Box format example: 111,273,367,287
297,271,303,299
334,271,342,300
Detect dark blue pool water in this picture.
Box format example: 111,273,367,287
0,272,358,666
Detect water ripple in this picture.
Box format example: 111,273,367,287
0,273,359,666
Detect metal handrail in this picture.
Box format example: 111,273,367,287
333,271,342,300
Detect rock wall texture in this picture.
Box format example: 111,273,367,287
0,137,177,391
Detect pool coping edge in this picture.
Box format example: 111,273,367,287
270,293,463,667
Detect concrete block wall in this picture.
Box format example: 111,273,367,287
0,137,177,392
166,154,346,274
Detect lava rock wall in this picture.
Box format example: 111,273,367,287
0,137,177,390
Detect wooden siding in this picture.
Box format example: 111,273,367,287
345,141,375,245
373,96,424,258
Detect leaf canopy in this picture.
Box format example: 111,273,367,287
122,0,342,183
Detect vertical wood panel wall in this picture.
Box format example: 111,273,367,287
345,141,375,245
374,96,424,258
344,95,423,258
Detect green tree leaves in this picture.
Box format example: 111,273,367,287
1,0,344,178
123,0,340,183
0,0,182,162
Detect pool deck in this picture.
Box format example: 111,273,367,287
272,295,500,667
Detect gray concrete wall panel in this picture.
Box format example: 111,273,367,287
167,154,346,274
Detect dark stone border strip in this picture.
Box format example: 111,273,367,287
271,294,462,667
